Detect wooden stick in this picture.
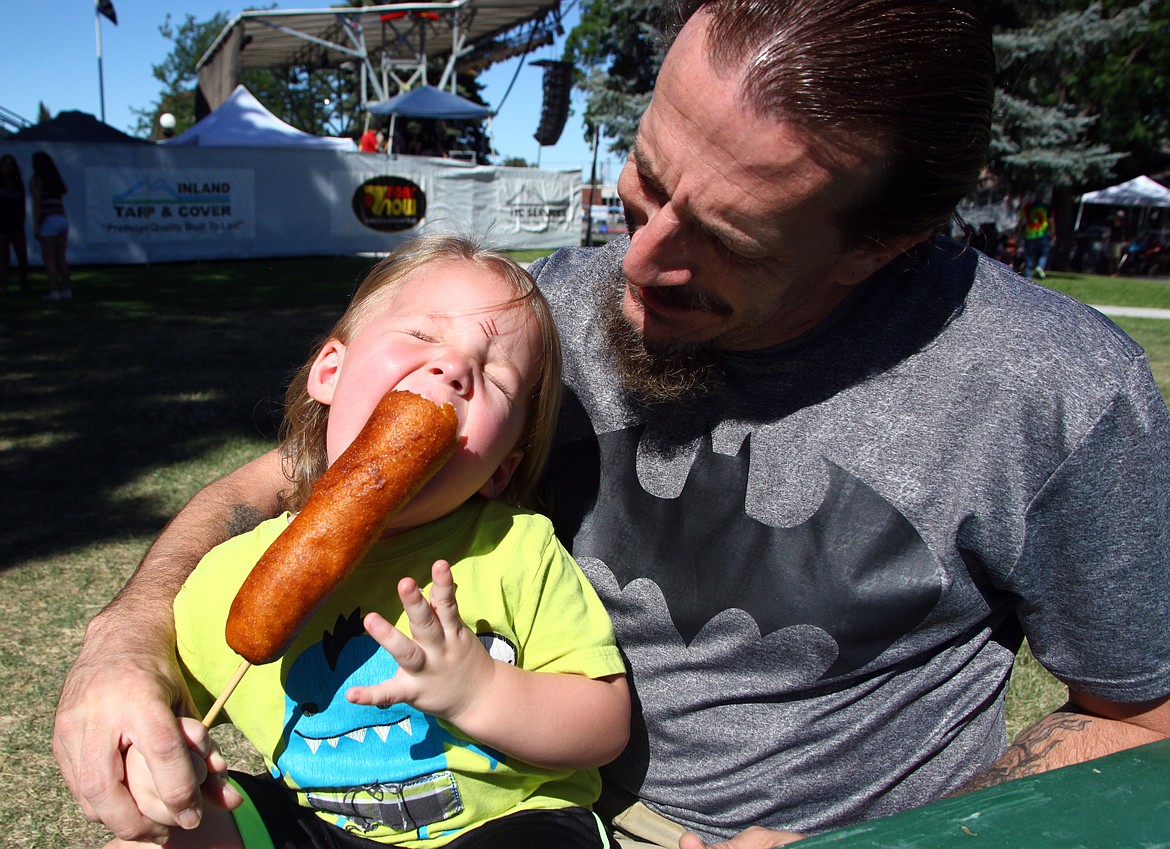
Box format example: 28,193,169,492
201,659,251,727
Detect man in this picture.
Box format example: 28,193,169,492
55,2,1170,848
1108,209,1128,275
1019,196,1054,280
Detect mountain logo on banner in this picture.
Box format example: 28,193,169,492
352,176,426,232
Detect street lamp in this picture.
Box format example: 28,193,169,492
159,112,176,139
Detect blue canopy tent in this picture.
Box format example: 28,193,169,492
365,86,492,156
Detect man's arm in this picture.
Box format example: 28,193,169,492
676,689,1170,849
958,687,1170,793
53,450,286,843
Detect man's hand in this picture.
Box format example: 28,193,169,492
54,450,286,842
679,826,806,848
53,609,208,843
123,718,240,829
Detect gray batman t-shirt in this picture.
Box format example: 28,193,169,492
531,236,1170,839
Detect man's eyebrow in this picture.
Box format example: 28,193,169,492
630,140,668,196
631,137,757,255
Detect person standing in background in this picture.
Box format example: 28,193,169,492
0,154,31,296
1107,209,1128,276
30,151,72,301
1019,196,1054,280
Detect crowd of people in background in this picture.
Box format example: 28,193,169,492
965,195,1168,280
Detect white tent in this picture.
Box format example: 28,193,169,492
1079,175,1170,208
162,85,355,150
1075,175,1170,231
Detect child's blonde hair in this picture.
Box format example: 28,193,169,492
279,235,562,511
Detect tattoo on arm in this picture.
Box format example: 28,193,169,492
226,504,268,538
956,710,1092,794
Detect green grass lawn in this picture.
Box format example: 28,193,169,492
1,260,1166,847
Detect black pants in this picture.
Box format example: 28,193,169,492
231,771,609,849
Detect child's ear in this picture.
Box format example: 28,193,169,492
478,448,524,499
307,340,346,405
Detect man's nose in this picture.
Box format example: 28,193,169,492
622,202,694,288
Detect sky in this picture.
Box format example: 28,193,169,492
0,0,627,184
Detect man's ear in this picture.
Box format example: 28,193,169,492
478,448,525,499
832,229,933,287
307,339,346,405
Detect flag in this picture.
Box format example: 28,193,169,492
97,0,117,25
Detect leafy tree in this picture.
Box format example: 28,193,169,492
135,9,369,138
132,12,232,136
564,0,666,157
988,0,1165,193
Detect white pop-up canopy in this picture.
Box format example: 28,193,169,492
162,86,355,150
1075,175,1170,230
1079,175,1170,208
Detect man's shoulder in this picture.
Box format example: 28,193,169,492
530,238,626,291
967,249,1141,358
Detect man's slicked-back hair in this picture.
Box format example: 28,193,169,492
659,0,994,244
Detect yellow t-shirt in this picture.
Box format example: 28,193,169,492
175,498,625,846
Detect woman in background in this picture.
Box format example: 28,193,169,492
30,151,72,300
0,154,30,296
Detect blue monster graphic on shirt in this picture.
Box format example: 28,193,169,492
274,609,503,834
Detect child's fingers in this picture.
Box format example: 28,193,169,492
200,774,244,812
123,744,203,828
175,716,214,765
346,680,400,706
398,575,442,644
363,610,424,673
426,560,464,629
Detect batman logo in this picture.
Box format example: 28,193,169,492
548,423,941,679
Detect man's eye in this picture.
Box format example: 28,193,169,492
640,172,668,203
704,231,755,263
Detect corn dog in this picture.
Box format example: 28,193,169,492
225,390,458,666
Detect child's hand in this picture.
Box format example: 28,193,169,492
347,560,495,724
123,716,239,828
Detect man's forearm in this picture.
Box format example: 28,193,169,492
54,451,287,841
959,691,1170,793
95,450,287,642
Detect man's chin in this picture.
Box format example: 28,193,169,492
603,280,717,404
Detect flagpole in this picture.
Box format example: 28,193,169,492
95,0,106,123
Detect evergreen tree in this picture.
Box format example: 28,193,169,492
563,1,1169,199
564,0,666,157
987,0,1168,266
989,0,1164,194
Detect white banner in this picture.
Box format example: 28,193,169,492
87,167,256,243
0,141,582,265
